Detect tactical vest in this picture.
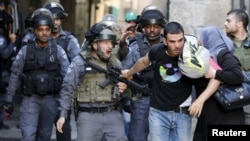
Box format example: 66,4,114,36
21,40,62,96
129,34,151,57
129,34,155,97
233,36,250,71
75,51,120,103
56,32,71,60
130,34,154,69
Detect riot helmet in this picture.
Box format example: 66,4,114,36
0,10,13,28
0,9,12,37
31,8,54,28
24,13,33,31
94,28,117,62
100,14,120,32
0,0,13,29
139,5,166,27
125,12,137,22
99,14,121,41
43,2,68,19
95,28,117,44
101,14,117,26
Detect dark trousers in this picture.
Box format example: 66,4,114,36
55,109,72,141
0,92,4,124
128,96,150,141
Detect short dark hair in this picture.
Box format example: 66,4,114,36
227,9,249,30
163,22,184,37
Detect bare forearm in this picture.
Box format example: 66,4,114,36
128,57,149,76
189,79,221,117
121,54,151,79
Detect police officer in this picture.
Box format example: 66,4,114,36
43,2,80,141
118,5,166,141
56,23,127,141
123,11,138,37
0,1,16,129
119,11,140,138
224,9,250,125
81,14,121,55
100,14,123,57
20,13,35,46
43,1,80,62
118,11,140,62
101,14,120,31
3,8,69,141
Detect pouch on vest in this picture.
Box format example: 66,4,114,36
20,74,32,96
23,39,61,95
35,74,49,95
76,51,121,103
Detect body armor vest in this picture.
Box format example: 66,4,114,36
130,34,155,88
75,51,120,103
56,32,71,59
21,40,62,96
129,34,150,57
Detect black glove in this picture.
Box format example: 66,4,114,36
121,97,133,113
2,101,13,115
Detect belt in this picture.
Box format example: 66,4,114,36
132,92,150,101
79,105,116,113
142,93,151,97
168,106,189,115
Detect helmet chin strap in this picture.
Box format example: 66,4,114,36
36,36,51,44
147,34,161,41
52,24,61,33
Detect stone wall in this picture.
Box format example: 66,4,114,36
131,0,239,36
18,0,249,43
169,0,231,36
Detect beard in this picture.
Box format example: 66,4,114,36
96,45,110,62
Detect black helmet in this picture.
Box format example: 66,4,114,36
95,28,117,44
139,5,166,27
24,13,33,30
43,2,68,19
31,8,54,28
0,9,13,28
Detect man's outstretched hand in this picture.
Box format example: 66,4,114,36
120,69,133,80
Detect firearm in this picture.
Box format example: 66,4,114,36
73,94,79,121
86,60,151,95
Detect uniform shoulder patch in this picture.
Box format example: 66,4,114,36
0,38,5,46
67,63,75,73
